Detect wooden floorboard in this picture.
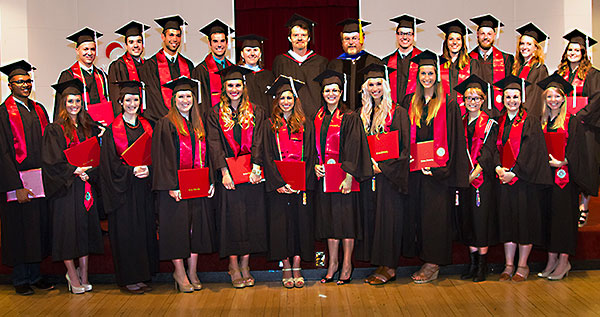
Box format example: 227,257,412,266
2,271,600,316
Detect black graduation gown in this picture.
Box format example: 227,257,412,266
53,65,109,121
495,112,553,246
515,63,549,119
245,69,275,116
272,52,329,119
310,107,373,240
544,116,593,255
455,115,499,247
140,52,195,124
469,47,515,118
107,54,145,116
0,98,50,266
354,105,410,267
151,116,216,260
382,49,419,104
206,104,268,257
327,52,383,110
263,120,317,261
42,123,103,261
400,95,470,265
191,56,233,115
99,118,158,285
444,58,477,103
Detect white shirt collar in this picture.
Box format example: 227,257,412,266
164,50,178,62
397,48,413,59
288,49,313,63
78,62,94,73
13,97,30,111
478,47,493,59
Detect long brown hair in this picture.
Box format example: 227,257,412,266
441,33,470,70
237,46,265,69
512,35,545,75
57,94,94,141
219,82,255,130
541,87,568,130
271,90,305,133
166,91,205,140
557,43,593,81
320,83,349,113
409,72,445,127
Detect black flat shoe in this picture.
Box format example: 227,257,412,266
14,284,34,296
32,279,55,291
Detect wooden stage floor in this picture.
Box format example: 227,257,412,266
2,271,599,316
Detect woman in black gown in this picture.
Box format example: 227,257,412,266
42,79,104,294
263,76,315,288
206,65,267,288
100,80,157,294
152,77,216,293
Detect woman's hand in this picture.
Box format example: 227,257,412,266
339,173,353,194
495,166,505,178
221,167,235,190
499,169,516,184
208,184,215,198
549,154,567,168
74,166,92,181
169,190,181,202
133,165,149,178
469,164,483,184
249,165,262,184
315,164,325,178
277,184,294,194
421,167,432,176
372,158,382,174
97,125,106,137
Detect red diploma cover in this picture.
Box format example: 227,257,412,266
121,131,152,166
501,140,516,169
566,96,588,115
323,163,359,193
177,168,210,199
87,101,115,125
6,168,45,202
274,161,306,191
63,137,101,167
410,141,442,172
544,132,566,161
226,154,263,184
367,130,400,162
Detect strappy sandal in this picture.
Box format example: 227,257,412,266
282,268,294,288
365,266,385,283
412,264,439,284
240,267,255,287
368,267,396,285
228,269,246,289
512,266,529,282
579,210,589,228
499,264,515,281
292,268,304,288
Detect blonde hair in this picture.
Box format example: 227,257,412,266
219,82,255,131
465,87,486,99
512,35,545,75
409,73,445,128
541,87,568,130
360,78,394,135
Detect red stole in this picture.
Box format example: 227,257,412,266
470,47,506,111
179,120,205,169
70,62,108,104
61,125,94,210
543,114,571,188
441,59,471,110
497,110,527,185
218,103,255,157
283,51,317,65
275,120,304,161
562,71,585,96
517,60,533,80
111,114,153,156
388,48,421,102
204,54,233,106
122,53,143,81
5,96,48,163
409,97,449,167
156,49,191,109
314,107,343,164
463,111,490,189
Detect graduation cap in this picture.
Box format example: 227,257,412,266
200,19,234,37
0,60,35,79
66,27,103,47
438,19,472,36
162,76,198,94
52,79,84,96
536,73,574,95
114,80,143,95
453,74,491,109
216,65,253,82
115,20,150,39
155,15,187,31
516,22,548,43
470,14,504,29
563,29,597,48
411,50,447,83
314,69,344,87
358,63,395,81
266,75,305,97
390,14,425,29
285,13,316,31
236,34,266,48
337,18,371,34
494,74,531,103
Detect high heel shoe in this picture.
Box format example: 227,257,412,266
548,262,571,280
65,273,85,294
537,261,559,278
512,266,529,282
292,268,304,288
172,273,193,293
240,267,255,287
228,269,246,289
320,265,340,284
282,268,294,288
337,266,353,285
187,270,202,291
76,267,92,292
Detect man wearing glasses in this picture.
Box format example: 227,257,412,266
327,18,381,110
383,14,425,104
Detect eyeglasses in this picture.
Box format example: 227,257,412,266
342,36,360,43
396,32,414,37
465,96,482,102
10,79,33,85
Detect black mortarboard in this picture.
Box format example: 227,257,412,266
437,19,472,36
470,14,504,29
563,29,597,47
154,15,187,31
162,76,198,94
115,20,150,38
114,80,143,95
236,34,266,48
536,73,574,95
493,75,531,91
314,69,344,87
216,65,253,82
52,79,84,96
285,13,316,31
390,14,425,29
358,63,395,80
199,19,234,37
410,50,447,67
66,27,102,46
453,74,489,95
337,18,372,33
266,75,305,96
516,22,548,43
0,60,35,79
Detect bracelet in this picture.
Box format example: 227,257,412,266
252,169,261,176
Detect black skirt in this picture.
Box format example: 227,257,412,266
315,179,362,240
498,180,545,246
455,177,499,247
545,180,580,255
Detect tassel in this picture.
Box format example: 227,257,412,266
544,38,548,54
573,84,577,110
141,81,146,111
414,17,417,42
289,76,298,97
437,55,441,82
372,177,376,192
303,192,307,205
455,190,460,206
343,73,347,102
384,65,389,82
358,19,364,45
521,78,526,103
487,83,492,110
476,188,481,207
